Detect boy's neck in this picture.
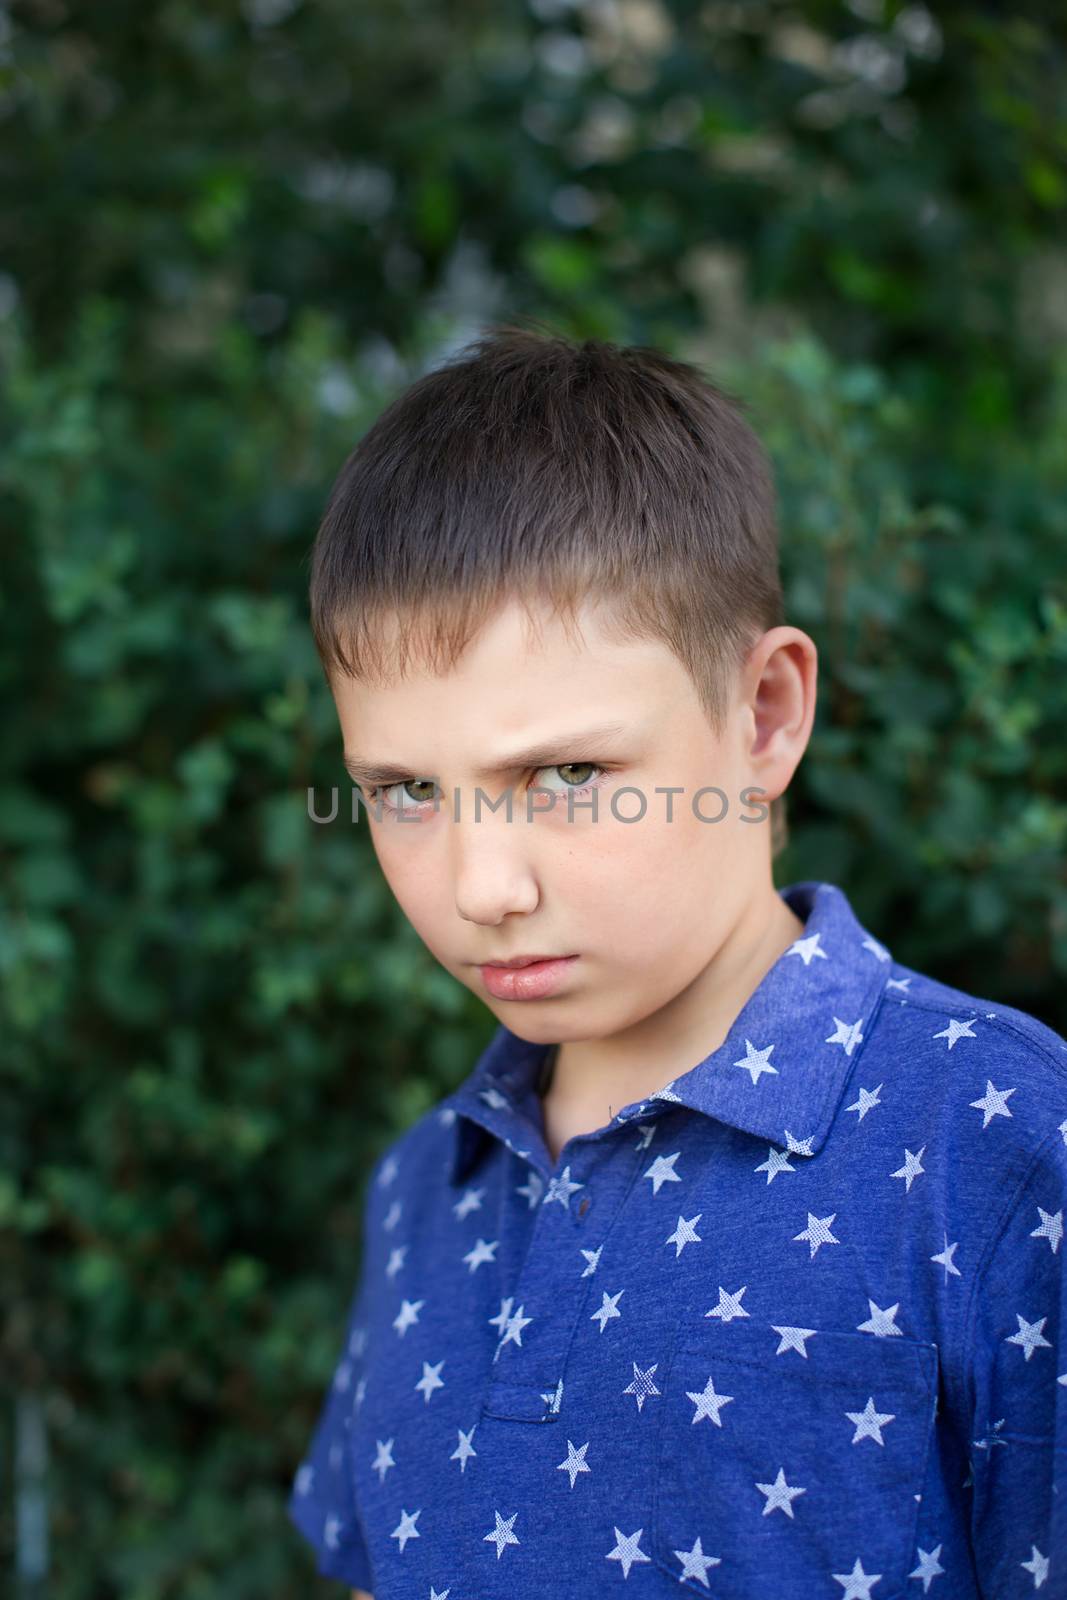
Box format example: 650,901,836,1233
538,887,806,1137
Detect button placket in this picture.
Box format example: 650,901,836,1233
481,1177,585,1423
479,1113,662,1427
480,1129,651,1425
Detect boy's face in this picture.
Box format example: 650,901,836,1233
331,597,810,1052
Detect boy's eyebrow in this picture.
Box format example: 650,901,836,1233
341,721,631,786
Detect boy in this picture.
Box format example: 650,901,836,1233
287,326,1066,1597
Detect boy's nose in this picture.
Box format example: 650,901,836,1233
451,824,541,927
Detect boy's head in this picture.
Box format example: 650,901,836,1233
309,324,816,1049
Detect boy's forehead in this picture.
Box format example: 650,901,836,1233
330,599,715,769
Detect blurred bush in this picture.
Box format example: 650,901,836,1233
1,0,1065,1593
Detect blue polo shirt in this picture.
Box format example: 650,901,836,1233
287,879,1067,1597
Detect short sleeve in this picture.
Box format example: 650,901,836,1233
966,1126,1067,1596
286,1182,377,1589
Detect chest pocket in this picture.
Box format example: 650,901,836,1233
651,1316,939,1599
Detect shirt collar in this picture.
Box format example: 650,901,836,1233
445,880,893,1186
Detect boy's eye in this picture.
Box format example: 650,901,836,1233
365,763,606,813
371,778,439,810
541,762,601,790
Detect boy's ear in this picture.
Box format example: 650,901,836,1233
745,626,818,797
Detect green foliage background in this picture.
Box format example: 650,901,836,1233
2,1,1065,1593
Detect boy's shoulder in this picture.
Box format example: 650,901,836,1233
877,955,1067,1080
872,956,1067,1182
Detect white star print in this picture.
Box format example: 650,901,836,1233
1030,1207,1063,1253
377,1153,399,1188
862,936,890,962
886,975,912,991
453,1186,484,1219
516,1169,543,1208
541,1377,564,1413
605,1527,651,1577
461,1237,499,1272
755,1145,797,1183
890,1144,926,1192
857,1299,904,1337
323,1512,342,1550
972,1417,1008,1454
931,1234,961,1280
794,1211,840,1259
383,1199,402,1231
483,1509,520,1559
786,931,829,965
704,1284,749,1321
451,1426,477,1472
644,1152,682,1193
544,1166,584,1208
415,1359,445,1402
773,1325,818,1357
826,1017,864,1055
557,1439,591,1488
784,1129,817,1155
1020,1545,1050,1588
845,1396,896,1445
480,1085,509,1110
385,1244,408,1278
969,1079,1017,1128
393,1298,425,1336
1005,1313,1053,1361
932,1017,978,1050
371,1437,396,1482
833,1556,883,1597
580,1244,603,1277
390,1507,420,1552
634,1122,656,1150
623,1360,661,1412
756,1466,806,1517
591,1289,625,1331
909,1543,945,1591
489,1296,515,1337
686,1375,735,1426
672,1535,722,1584
734,1038,779,1084
430,1588,450,1600
294,1462,313,1495
666,1213,703,1256
846,1084,883,1120
496,1303,533,1351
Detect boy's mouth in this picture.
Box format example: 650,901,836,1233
478,955,580,1001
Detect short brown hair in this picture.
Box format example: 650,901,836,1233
309,319,789,855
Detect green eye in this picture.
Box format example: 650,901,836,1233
554,763,598,787
366,779,439,812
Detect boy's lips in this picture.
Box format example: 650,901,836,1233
478,955,580,1000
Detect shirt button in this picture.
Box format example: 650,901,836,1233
578,1196,591,1218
